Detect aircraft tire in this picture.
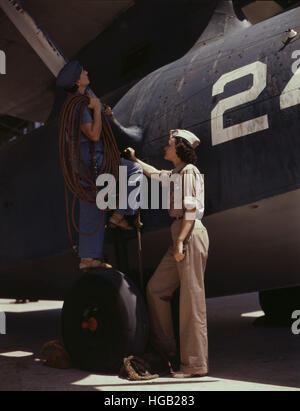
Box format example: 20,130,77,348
259,286,300,324
61,268,149,373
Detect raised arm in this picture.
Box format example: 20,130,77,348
124,148,161,178
80,97,102,142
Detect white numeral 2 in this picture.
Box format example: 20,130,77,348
280,68,300,110
211,62,269,146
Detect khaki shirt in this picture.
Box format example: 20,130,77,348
159,162,204,220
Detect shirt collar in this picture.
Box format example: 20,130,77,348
172,162,187,174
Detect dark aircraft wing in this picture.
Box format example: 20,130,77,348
0,0,296,139
0,0,134,123
0,0,221,147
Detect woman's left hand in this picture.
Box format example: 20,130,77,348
174,240,185,263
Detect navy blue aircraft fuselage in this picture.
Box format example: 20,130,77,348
0,2,300,299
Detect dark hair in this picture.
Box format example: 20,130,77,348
64,84,79,93
174,137,198,166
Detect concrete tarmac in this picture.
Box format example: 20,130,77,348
0,293,299,391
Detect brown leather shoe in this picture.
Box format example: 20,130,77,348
172,371,208,379
109,215,135,231
79,258,112,271
168,355,180,373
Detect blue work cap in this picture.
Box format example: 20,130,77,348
56,60,82,89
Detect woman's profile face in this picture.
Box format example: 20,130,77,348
164,137,177,161
77,69,90,88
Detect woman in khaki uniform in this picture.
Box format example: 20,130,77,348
125,129,209,378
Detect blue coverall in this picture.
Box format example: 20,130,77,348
77,105,142,259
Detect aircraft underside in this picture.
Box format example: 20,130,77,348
0,0,300,300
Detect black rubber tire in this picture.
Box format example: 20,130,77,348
259,286,300,323
61,268,149,373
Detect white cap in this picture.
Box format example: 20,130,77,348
170,129,201,149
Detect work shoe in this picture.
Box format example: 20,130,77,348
172,371,208,379
168,355,180,373
79,258,112,271
109,214,135,231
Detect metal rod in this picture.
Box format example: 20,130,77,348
136,214,144,291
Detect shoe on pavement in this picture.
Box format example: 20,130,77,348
79,258,112,271
109,215,135,231
172,371,208,379
168,355,180,373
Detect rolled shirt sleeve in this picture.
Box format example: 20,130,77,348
150,169,172,184
182,166,205,220
79,106,104,152
81,106,93,124
77,105,94,144
149,165,204,220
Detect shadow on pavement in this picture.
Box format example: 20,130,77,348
0,293,299,391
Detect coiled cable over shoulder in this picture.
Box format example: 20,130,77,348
58,93,121,246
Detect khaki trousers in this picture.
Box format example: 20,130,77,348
147,219,209,375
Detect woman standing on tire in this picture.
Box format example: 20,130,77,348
57,61,143,271
125,129,209,378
